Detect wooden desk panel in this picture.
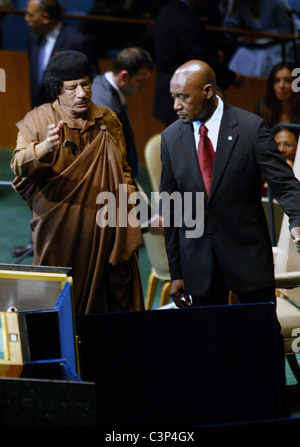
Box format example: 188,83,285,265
225,76,268,114
0,50,31,149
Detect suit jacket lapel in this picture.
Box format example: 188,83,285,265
109,81,124,111
209,104,238,200
52,24,65,56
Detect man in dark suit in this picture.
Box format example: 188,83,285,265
160,59,300,308
92,47,163,235
161,60,300,415
25,0,97,108
91,47,154,179
153,0,243,126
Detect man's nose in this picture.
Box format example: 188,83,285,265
173,98,182,110
278,146,286,154
76,85,86,97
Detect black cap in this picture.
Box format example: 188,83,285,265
47,50,91,80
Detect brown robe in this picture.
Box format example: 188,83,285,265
11,101,144,314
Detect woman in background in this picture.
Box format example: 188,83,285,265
258,61,300,128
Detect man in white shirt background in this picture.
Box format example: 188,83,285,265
92,47,163,235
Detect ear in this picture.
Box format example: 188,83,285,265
204,84,214,99
41,12,51,25
119,70,129,84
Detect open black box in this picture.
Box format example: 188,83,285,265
0,263,79,380
0,264,98,426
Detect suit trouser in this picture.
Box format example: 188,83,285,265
190,251,276,305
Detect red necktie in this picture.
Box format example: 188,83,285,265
197,124,215,194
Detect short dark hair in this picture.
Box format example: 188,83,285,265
39,0,63,20
112,47,154,77
43,64,96,100
272,124,300,140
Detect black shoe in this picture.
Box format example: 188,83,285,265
11,242,33,257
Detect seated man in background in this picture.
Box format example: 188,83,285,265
10,50,144,315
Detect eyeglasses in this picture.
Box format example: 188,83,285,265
276,142,295,149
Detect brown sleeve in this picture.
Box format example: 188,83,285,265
10,131,53,177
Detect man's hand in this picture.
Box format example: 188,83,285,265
46,120,64,151
148,215,164,235
291,226,300,253
170,279,192,308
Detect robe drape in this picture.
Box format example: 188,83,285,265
12,103,144,314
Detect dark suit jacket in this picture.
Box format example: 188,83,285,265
28,22,98,108
160,103,300,296
154,0,236,125
92,74,140,177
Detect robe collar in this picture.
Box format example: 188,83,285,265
52,99,104,132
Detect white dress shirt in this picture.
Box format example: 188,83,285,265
104,71,126,106
41,22,62,71
193,96,224,152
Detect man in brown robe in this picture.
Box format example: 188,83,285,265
10,50,144,314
